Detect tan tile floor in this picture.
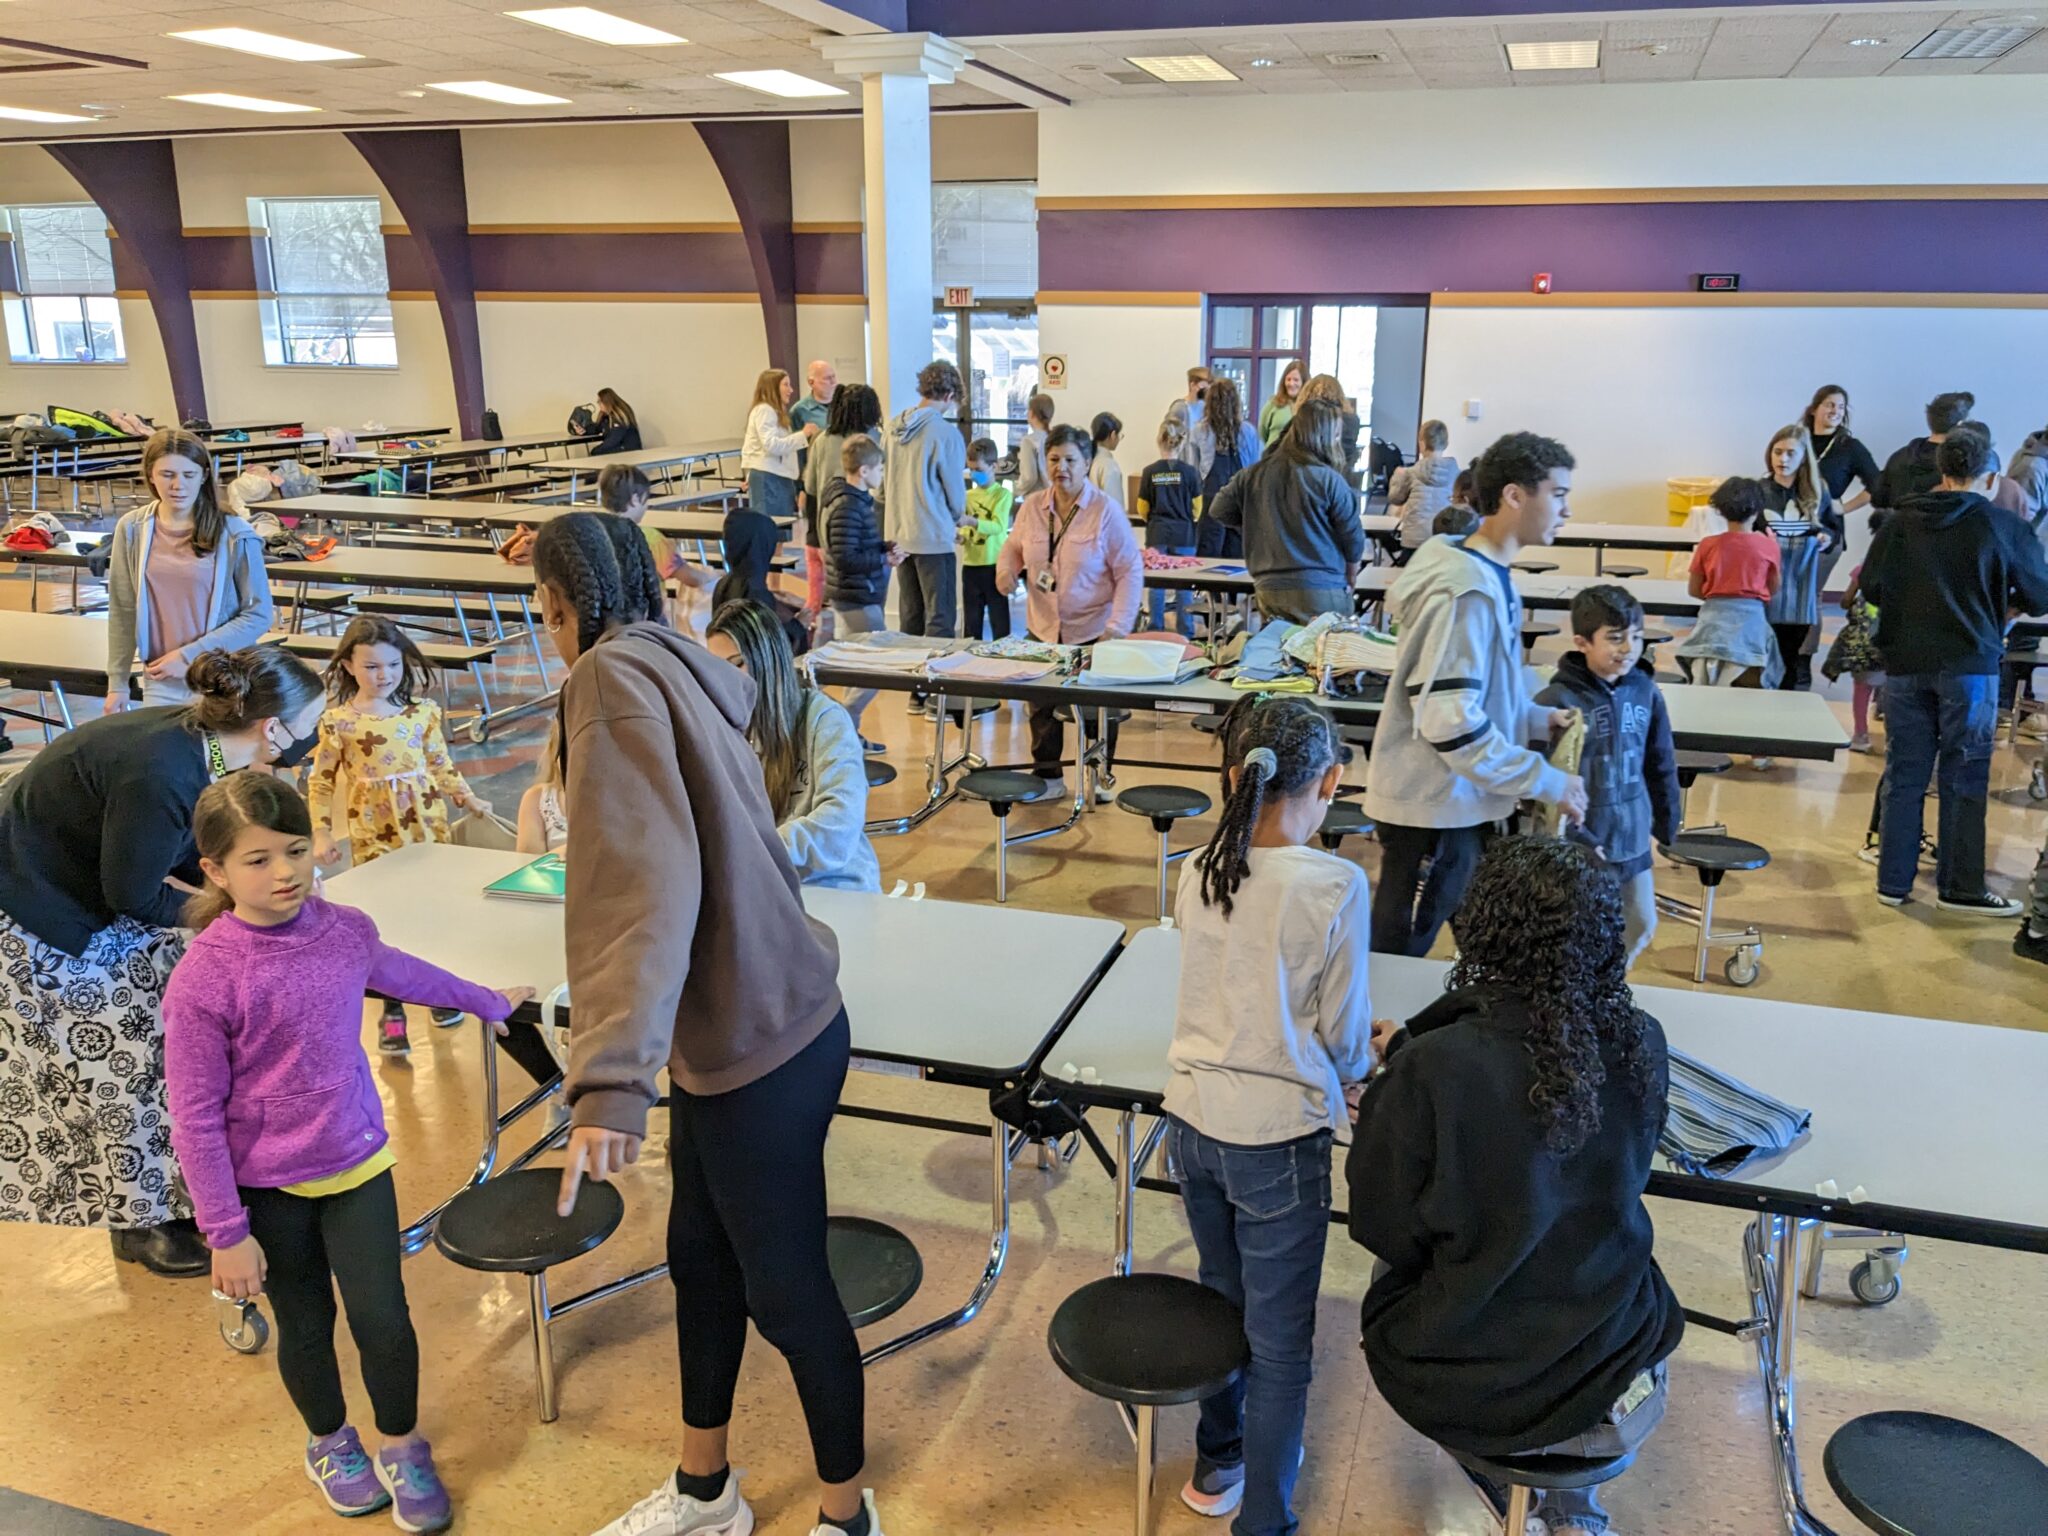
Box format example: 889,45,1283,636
2,585,2046,1535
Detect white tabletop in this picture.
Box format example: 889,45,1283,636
478,503,782,540
1148,559,1702,616
325,844,1126,1082
533,442,741,475
1049,931,2048,1245
1363,517,1699,551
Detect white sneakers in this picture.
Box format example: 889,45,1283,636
590,1474,753,1536
806,1490,885,1536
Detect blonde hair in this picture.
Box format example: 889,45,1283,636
1766,424,1824,516
1158,416,1188,455
1420,419,1450,454
534,717,564,791
751,369,791,428
1298,374,1349,411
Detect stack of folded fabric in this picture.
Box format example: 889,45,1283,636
970,635,1082,668
2,513,70,552
806,634,952,673
1075,638,1207,688
927,651,1059,683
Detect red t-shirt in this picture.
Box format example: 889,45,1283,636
1693,529,1780,601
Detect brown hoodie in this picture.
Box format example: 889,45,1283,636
560,621,843,1132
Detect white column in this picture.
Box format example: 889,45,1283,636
818,32,971,418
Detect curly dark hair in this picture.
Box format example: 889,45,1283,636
1447,837,1661,1158
825,382,881,439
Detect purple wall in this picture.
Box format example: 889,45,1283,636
699,120,800,374
468,231,759,294
44,138,209,422
914,0,1849,31
1039,199,2048,296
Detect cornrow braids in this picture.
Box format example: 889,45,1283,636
1198,694,1341,917
532,511,663,657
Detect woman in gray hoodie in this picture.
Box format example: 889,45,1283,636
105,427,274,712
1389,420,1458,550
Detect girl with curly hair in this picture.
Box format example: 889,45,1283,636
1346,837,1684,1536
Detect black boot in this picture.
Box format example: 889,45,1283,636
110,1218,211,1278
2016,921,2048,966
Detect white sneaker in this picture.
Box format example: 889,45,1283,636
1750,756,1776,771
591,1473,754,1536
807,1490,883,1536
1027,776,1070,804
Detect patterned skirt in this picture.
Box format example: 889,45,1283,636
0,910,189,1229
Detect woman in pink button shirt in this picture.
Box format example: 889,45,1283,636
998,423,1143,803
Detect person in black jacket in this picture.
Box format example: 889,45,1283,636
1876,389,1973,510
1348,837,1683,1535
580,387,642,456
1535,585,1681,970
1863,428,2048,914
0,646,325,1274
820,435,897,748
715,499,805,657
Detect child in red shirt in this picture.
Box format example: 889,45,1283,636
1676,477,1785,686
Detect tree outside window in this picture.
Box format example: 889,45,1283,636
2,203,127,364
256,197,397,368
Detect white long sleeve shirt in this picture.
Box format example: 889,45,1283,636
1163,845,1376,1145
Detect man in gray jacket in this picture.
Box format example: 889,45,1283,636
884,359,968,638
1363,431,1588,955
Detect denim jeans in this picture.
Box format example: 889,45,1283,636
1171,1119,1332,1536
1256,586,1355,625
1147,543,1197,634
1512,1362,1669,1535
1878,673,1997,899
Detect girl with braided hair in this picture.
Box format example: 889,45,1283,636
1348,837,1681,1536
531,513,881,1536
1164,694,1376,1533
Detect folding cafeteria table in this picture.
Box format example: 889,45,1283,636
324,842,1127,1365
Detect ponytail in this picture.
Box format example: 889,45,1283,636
1197,695,1342,917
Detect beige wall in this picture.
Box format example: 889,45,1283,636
191,299,456,433
460,123,737,225
0,145,90,206
791,111,1036,222
173,134,395,228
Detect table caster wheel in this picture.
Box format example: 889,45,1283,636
220,1301,270,1354
467,717,491,746
1725,949,1761,987
2030,762,2046,802
1849,1257,1901,1306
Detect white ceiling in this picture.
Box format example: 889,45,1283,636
0,1,2040,136
0,0,1008,137
971,7,2048,97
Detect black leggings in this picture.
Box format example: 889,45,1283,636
1370,821,1494,956
243,1171,417,1438
669,1008,863,1485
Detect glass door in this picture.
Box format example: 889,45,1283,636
932,303,1039,453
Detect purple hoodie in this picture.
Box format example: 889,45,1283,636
164,896,510,1249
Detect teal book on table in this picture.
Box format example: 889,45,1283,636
482,853,566,903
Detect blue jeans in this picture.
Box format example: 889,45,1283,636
1171,1119,1331,1536
1148,543,1196,635
1507,1362,1669,1535
1877,672,1997,899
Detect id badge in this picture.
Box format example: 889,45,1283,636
1035,568,1058,594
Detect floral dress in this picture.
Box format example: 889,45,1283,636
307,699,473,862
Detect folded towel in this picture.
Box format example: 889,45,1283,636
1659,1046,1812,1177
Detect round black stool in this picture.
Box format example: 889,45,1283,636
1672,748,1734,829
863,757,897,789
1521,623,1560,654
1824,1411,2048,1536
1511,559,1559,575
957,769,1048,903
1660,833,1769,985
1116,785,1212,919
1641,629,1674,647
1318,799,1373,852
1049,1274,1248,1536
1447,1445,1631,1533
826,1215,923,1331
1604,563,1649,579
434,1168,624,1423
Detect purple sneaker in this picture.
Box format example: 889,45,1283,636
375,1439,453,1533
305,1426,391,1517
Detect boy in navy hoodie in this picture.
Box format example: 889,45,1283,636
1536,585,1681,968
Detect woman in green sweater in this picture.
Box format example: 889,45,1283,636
1259,358,1306,447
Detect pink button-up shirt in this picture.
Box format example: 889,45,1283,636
996,480,1144,644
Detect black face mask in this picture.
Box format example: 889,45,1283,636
269,720,319,769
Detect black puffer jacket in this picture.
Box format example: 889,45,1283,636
821,478,888,610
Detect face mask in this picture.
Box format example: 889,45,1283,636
268,718,319,769
970,469,991,487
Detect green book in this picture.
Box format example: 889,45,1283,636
482,853,566,903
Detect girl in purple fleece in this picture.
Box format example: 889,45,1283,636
164,776,529,1532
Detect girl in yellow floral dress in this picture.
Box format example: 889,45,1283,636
308,616,491,1053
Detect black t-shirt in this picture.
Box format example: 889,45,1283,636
1809,430,1881,504
0,707,209,955
1137,457,1203,548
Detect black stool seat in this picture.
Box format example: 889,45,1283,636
1049,1273,1248,1408
1319,802,1372,847
863,759,897,789
958,768,1046,806
1673,750,1734,787
1824,1411,2048,1536
433,1168,623,1273
826,1216,923,1330
1641,629,1674,645
1512,559,1558,575
1116,785,1211,825
1662,833,1769,878
1521,624,1559,645
1449,1445,1630,1493
1605,564,1649,579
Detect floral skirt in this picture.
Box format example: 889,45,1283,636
0,911,188,1229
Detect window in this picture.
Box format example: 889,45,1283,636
932,182,1037,300
1208,296,1420,461
2,203,126,364
255,196,395,367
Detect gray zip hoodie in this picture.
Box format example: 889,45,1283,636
106,503,274,688
883,403,966,556
1361,535,1571,831
1390,453,1459,549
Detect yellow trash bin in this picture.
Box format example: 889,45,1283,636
1666,476,1720,527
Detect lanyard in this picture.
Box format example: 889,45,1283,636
1047,501,1081,567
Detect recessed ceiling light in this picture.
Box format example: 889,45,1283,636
167,92,319,113
1126,54,1240,82
505,8,686,46
427,80,572,104
167,28,361,63
1249,57,1276,68
1505,39,1600,70
1847,37,1890,46
0,104,94,122
712,69,846,98
1903,22,2041,58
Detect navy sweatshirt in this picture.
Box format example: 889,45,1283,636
1534,653,1681,878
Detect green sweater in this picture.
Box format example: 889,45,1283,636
961,481,1014,565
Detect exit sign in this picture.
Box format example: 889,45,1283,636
1697,273,1741,292
944,285,974,308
